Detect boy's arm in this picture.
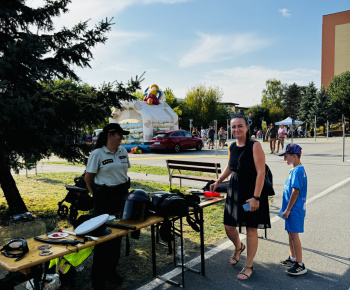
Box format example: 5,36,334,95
282,187,299,219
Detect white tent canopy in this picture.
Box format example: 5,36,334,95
275,117,303,125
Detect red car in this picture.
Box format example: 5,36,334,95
149,130,203,153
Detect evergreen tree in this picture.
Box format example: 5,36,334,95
0,0,143,215
283,83,302,120
310,87,330,134
298,82,318,126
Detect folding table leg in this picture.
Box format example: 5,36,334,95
151,224,157,277
199,208,205,276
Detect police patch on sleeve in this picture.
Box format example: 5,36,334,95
102,159,114,165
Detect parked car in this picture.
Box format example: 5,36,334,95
92,129,103,144
149,130,203,153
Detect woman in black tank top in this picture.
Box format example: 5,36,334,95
210,115,271,280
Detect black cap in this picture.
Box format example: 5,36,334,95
103,123,130,135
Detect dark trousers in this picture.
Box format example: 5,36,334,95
91,183,128,289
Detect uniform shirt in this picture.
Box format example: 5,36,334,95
86,146,131,186
282,165,308,217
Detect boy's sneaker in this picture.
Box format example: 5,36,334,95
286,262,307,275
279,256,294,267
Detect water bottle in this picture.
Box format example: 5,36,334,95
176,246,185,266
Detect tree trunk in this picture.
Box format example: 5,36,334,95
0,155,28,215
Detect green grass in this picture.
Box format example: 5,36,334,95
0,172,226,288
0,173,226,246
39,160,218,178
129,164,218,178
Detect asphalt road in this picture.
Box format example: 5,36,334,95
19,137,350,289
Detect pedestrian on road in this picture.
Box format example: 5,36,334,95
276,124,287,153
278,143,308,276
210,114,270,280
85,123,131,289
208,126,215,149
266,123,277,153
218,127,226,148
200,126,207,147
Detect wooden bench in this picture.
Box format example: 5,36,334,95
166,159,221,188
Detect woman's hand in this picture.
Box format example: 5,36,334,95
209,182,219,193
246,198,260,212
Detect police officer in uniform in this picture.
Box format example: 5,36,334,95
85,123,130,289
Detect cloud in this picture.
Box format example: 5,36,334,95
202,66,320,106
179,32,269,67
29,0,191,29
279,8,291,18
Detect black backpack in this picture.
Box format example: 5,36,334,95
246,141,275,197
147,191,201,250
149,191,189,218
263,164,275,196
203,180,229,192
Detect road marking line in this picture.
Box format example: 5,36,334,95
129,155,227,160
136,176,350,290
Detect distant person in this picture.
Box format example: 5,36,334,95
276,124,287,153
192,127,199,137
266,123,277,153
208,126,215,149
278,144,308,276
218,127,227,148
297,126,302,137
200,126,206,140
257,129,262,140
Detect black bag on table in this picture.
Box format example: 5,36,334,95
203,180,229,192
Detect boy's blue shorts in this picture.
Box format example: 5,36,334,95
285,215,304,233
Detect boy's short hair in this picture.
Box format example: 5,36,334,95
285,153,301,159
278,143,302,156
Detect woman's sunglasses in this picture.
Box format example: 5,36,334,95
230,113,245,118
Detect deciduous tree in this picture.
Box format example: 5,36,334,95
328,71,350,121
261,79,284,109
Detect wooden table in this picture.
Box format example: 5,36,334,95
0,196,225,289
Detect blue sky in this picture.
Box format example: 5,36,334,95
32,0,349,107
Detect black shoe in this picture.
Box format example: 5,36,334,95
286,262,307,275
279,256,294,267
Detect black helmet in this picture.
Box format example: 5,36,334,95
122,189,150,221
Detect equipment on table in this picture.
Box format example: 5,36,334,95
74,214,111,237
204,191,221,197
0,238,29,260
34,237,84,246
123,189,150,221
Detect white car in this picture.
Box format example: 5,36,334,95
92,129,103,143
